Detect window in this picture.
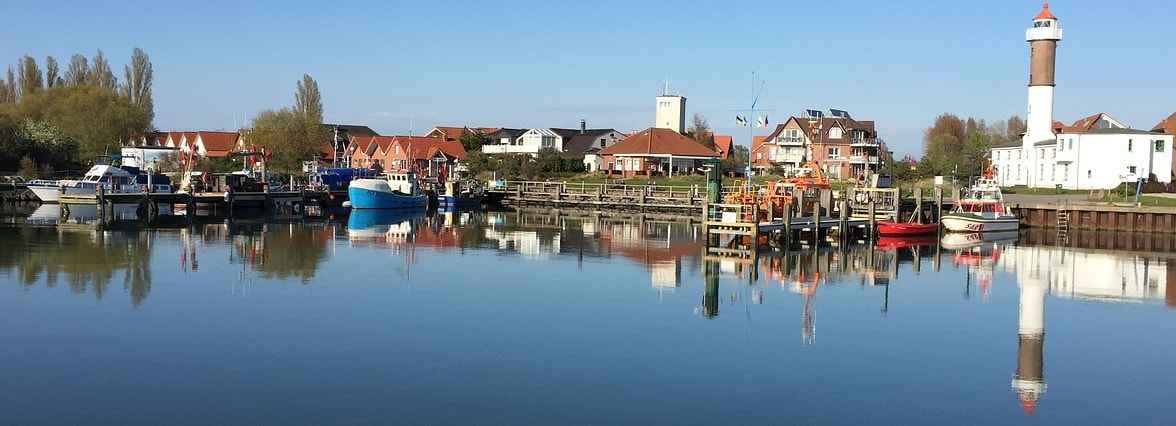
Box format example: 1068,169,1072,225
1155,140,1165,152
599,138,607,148
1128,166,1138,175
1040,150,1045,159
829,127,843,139
1087,170,1092,178
1063,164,1069,181
1068,139,1073,150
1039,164,1044,178
1050,148,1055,158
1128,139,1133,152
828,147,840,158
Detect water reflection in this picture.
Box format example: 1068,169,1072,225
0,226,153,306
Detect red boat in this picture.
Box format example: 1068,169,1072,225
877,221,939,237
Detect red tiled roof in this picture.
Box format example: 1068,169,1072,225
713,135,733,158
428,126,467,139
197,131,239,155
1153,112,1176,134
599,128,720,157
1061,112,1107,133
1034,2,1057,20
393,136,468,161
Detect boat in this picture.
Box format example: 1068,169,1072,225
877,221,938,236
29,164,171,203
348,171,428,209
942,173,1018,233
27,179,79,203
437,179,484,209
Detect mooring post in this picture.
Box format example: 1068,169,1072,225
811,196,821,243
935,187,944,230
893,186,902,222
97,185,106,222
868,198,876,241
839,198,849,243
783,200,793,248
914,187,923,223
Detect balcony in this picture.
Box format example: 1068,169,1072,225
770,154,805,164
774,136,805,146
849,155,880,164
851,138,882,147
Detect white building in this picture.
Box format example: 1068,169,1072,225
655,94,686,134
482,125,623,157
992,113,1173,189
989,4,1174,190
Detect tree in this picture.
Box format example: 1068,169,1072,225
294,74,322,123
244,108,327,174
458,129,486,153
45,56,61,88
0,67,15,103
687,113,714,148
64,54,89,87
121,48,153,123
722,144,750,175
13,85,151,159
86,50,116,90
18,156,37,179
18,55,43,98
536,147,564,174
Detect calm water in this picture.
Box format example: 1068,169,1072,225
1,204,1174,425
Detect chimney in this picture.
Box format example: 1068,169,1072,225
580,119,586,134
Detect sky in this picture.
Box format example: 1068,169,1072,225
2,0,1174,156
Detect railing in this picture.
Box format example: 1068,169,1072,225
851,138,883,146
775,137,805,145
849,155,880,164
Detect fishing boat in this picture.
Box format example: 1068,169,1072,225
437,179,484,209
942,174,1018,233
347,171,427,209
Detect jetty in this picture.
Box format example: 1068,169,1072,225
56,186,334,221
485,180,713,213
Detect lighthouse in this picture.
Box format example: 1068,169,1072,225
1011,268,1048,415
1022,2,1063,184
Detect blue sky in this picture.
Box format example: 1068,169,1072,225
2,0,1173,156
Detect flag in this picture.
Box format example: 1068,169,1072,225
756,115,769,128
735,115,748,126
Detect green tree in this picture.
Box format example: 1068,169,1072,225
722,144,749,175
294,74,322,123
18,55,43,98
536,147,563,174
121,48,153,123
244,108,326,174
12,85,151,159
64,54,88,87
458,129,486,153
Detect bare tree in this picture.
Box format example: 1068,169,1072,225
87,50,116,89
18,55,43,98
64,54,89,86
121,48,154,122
687,113,714,148
45,56,61,88
294,74,323,123
0,66,16,103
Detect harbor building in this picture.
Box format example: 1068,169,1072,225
990,3,1174,189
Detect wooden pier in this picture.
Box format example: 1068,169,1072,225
57,187,334,221
486,181,711,213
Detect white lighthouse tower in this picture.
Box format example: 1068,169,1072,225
1022,2,1063,186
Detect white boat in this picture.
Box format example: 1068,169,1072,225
30,165,172,203
27,179,80,203
942,176,1019,233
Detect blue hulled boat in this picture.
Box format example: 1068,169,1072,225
347,172,427,209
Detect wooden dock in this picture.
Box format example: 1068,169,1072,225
1012,202,1176,235
57,187,335,221
486,181,712,213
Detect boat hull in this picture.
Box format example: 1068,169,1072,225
437,194,483,209
941,213,1019,233
876,221,939,236
28,185,62,203
348,186,426,209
